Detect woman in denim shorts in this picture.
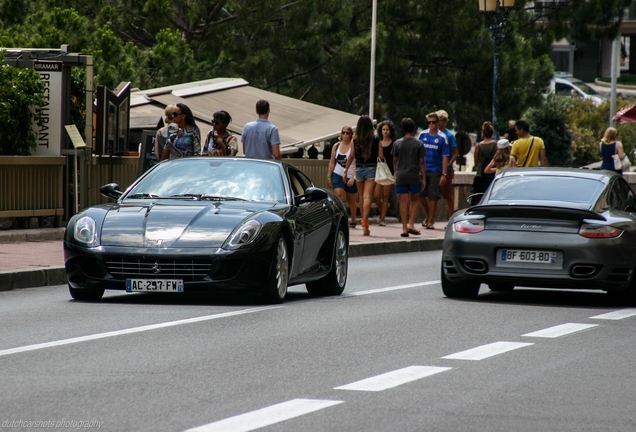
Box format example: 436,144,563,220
327,126,358,227
345,116,385,236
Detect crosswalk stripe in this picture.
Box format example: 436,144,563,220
184,399,343,432
590,309,636,320
442,341,533,360
334,366,451,392
522,323,598,338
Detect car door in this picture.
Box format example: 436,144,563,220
287,167,333,275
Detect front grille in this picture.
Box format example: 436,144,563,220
105,257,212,281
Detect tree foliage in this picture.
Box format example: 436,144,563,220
524,96,573,167
0,0,630,142
0,52,45,155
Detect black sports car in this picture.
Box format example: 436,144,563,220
442,168,636,299
64,158,349,303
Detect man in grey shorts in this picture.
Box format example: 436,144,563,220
417,112,449,229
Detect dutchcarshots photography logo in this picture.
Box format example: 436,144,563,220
2,419,104,429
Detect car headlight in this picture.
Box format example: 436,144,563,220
223,220,262,249
74,216,98,245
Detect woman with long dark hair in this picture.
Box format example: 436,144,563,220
345,115,384,236
161,103,201,160
373,120,397,226
470,121,496,201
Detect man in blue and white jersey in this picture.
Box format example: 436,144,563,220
417,112,450,229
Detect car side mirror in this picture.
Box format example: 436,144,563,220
466,193,484,206
296,187,328,204
100,183,123,200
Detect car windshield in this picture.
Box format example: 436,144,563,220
568,79,598,95
126,159,286,203
488,176,604,205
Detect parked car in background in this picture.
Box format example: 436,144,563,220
548,72,606,105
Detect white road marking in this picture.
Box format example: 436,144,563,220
590,309,636,320
442,341,534,361
334,366,451,392
0,307,280,358
348,280,440,297
185,399,343,432
522,323,598,338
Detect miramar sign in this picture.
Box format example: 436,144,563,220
31,60,63,156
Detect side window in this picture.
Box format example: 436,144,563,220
555,83,571,96
288,170,306,196
608,181,624,210
619,179,636,211
296,171,314,189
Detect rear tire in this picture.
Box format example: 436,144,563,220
262,235,289,304
306,226,348,296
68,284,105,301
441,267,480,299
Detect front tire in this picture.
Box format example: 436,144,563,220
68,284,105,301
306,226,348,296
263,235,289,304
441,267,480,299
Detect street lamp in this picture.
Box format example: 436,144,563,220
478,0,515,138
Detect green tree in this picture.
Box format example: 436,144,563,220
524,96,573,167
0,52,45,155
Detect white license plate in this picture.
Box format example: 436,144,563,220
501,249,558,264
126,279,184,293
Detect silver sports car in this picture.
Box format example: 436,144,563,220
441,168,636,300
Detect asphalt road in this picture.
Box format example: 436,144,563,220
2,251,636,432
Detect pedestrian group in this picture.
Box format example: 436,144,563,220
153,99,567,237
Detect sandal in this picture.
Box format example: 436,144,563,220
422,221,429,228
407,228,421,235
378,220,386,227
400,232,409,237
425,224,435,230
349,222,357,228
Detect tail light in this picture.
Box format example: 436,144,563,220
453,219,485,233
578,223,622,239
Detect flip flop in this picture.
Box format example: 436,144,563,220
425,224,435,230
407,228,421,235
378,221,386,226
349,222,357,228
421,221,429,228
400,233,409,237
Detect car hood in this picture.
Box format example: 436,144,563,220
100,201,275,248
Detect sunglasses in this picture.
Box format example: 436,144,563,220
341,131,352,135
428,120,437,124
172,112,183,118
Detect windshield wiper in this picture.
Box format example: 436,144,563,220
126,193,161,199
200,194,249,201
168,193,204,199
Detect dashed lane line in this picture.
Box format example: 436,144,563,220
347,280,440,297
334,366,451,392
590,309,636,320
442,341,534,361
184,399,343,432
0,306,280,358
522,323,599,338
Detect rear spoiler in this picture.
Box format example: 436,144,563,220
464,205,605,221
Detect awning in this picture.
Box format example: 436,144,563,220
130,78,361,155
613,104,636,124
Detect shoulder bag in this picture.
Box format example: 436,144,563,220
375,157,395,186
612,145,631,171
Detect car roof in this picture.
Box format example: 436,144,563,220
497,167,618,182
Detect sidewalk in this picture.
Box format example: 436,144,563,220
0,218,446,291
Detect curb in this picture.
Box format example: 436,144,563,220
349,238,443,258
0,267,67,292
0,230,443,292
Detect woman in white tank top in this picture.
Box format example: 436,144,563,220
328,126,358,228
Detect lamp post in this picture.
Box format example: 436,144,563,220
478,0,515,138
